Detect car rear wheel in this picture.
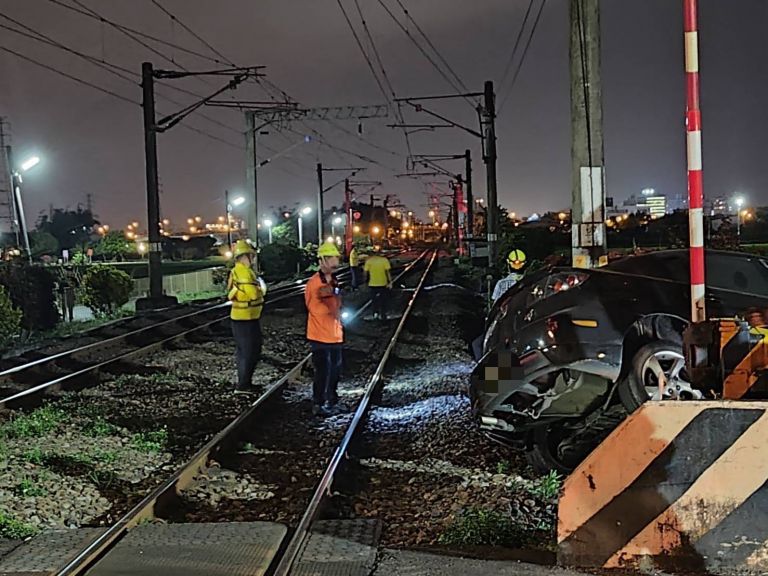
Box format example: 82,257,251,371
525,426,580,475
619,340,702,412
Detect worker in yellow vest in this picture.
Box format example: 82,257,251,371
227,240,267,393
349,245,362,290
364,248,391,320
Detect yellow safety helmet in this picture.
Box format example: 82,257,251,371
507,249,526,270
317,241,341,258
233,239,255,259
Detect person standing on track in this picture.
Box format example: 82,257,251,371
364,249,391,320
227,240,267,394
349,245,361,290
305,242,344,416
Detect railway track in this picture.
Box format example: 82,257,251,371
0,263,382,409
26,249,437,576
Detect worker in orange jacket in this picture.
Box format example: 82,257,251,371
305,241,344,416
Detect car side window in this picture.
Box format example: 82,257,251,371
705,255,768,297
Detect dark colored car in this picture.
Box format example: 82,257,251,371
470,249,768,473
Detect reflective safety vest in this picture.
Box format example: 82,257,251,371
227,262,266,321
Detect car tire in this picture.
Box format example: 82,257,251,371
618,340,688,413
525,427,576,475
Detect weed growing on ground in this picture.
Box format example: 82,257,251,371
93,449,118,464
495,460,514,475
87,469,117,489
130,427,168,453
0,513,38,539
531,470,562,500
439,507,526,547
0,405,66,439
66,452,94,466
13,477,47,498
21,447,47,465
84,418,118,437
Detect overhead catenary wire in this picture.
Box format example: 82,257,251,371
0,44,139,106
148,0,236,66
375,0,475,109
46,0,227,67
0,14,244,137
350,0,413,160
391,0,475,101
497,0,535,94
497,0,547,115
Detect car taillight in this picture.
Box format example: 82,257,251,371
551,272,589,293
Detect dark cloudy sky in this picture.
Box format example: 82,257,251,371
1,0,766,232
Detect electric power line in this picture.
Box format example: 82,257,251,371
497,0,547,115
149,0,236,66
0,14,243,136
497,0,535,92
0,43,139,105
46,0,226,66
350,0,413,159
375,0,475,109
391,0,474,99
336,0,390,108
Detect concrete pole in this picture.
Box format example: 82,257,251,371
570,0,607,269
141,62,163,299
316,163,324,243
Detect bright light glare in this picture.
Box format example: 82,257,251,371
333,217,342,225
326,236,335,243
263,219,273,227
735,197,745,208
232,196,246,207
301,206,312,215
225,250,233,259
21,156,40,171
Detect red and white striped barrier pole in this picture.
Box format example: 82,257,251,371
685,0,706,322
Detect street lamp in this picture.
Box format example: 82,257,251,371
298,206,312,247
735,196,745,241
224,190,246,250
10,154,41,263
263,219,273,244
332,216,342,238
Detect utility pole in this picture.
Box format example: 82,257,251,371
482,81,499,269
451,180,460,246
245,112,259,248
316,163,324,242
465,149,473,237
570,0,607,269
344,179,352,255
141,62,163,301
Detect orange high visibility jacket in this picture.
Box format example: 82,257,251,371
305,272,343,343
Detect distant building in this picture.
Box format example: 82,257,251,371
710,196,728,216
622,188,668,219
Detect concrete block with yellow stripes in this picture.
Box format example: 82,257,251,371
558,401,768,574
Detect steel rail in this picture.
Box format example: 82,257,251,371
0,267,364,406
52,250,429,576
273,249,438,575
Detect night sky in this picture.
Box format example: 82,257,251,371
1,0,766,231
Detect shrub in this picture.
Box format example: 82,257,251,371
259,243,303,281
0,262,59,331
0,285,22,351
81,266,133,318
439,507,525,546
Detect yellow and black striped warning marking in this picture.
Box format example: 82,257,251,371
718,320,768,399
558,401,768,573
